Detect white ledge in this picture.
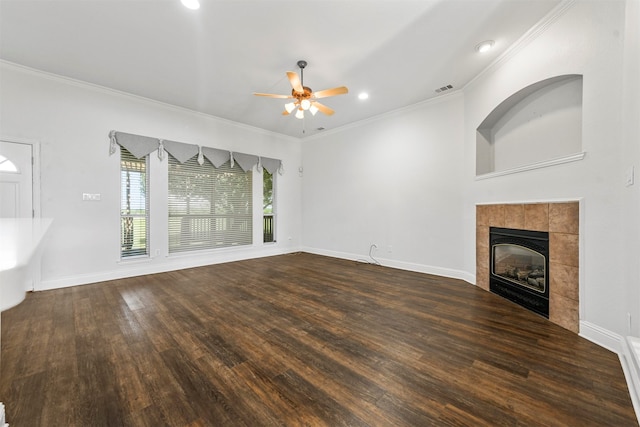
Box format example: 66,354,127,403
475,152,586,181
0,218,53,311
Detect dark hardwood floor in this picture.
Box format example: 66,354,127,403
1,253,637,426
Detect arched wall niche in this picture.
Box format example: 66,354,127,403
476,74,584,177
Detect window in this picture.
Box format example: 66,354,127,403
263,169,275,243
120,147,149,258
168,155,252,253
0,154,18,173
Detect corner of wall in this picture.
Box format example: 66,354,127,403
620,336,640,423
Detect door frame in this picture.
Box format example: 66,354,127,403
1,136,41,219
1,136,42,291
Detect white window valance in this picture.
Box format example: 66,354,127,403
108,130,282,174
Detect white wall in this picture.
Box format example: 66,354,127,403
301,94,468,280
491,77,583,172
621,0,640,337
464,0,632,340
300,0,639,346
0,63,303,289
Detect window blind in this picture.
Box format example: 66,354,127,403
263,169,275,243
120,147,149,258
168,154,252,253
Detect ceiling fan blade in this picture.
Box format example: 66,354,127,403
314,102,335,116
287,71,304,93
253,92,292,99
282,110,290,116
313,86,348,99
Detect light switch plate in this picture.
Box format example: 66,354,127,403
82,193,101,201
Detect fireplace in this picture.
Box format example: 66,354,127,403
490,227,549,318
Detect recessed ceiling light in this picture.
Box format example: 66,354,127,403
358,92,369,100
181,0,200,10
475,40,494,53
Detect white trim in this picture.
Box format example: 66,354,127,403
302,91,463,143
475,152,586,180
580,320,624,354
0,135,42,218
0,60,300,144
300,246,473,284
577,329,640,425
475,197,583,206
39,245,300,291
578,198,586,322
621,337,640,423
0,136,43,291
464,0,577,91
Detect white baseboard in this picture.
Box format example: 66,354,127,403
300,246,474,284
580,320,625,354
39,246,299,291
580,322,640,424
621,337,640,423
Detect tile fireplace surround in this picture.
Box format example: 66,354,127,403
476,202,579,333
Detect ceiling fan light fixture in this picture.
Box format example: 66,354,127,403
284,102,296,113
254,60,347,121
181,0,200,10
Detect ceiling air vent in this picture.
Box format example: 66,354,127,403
435,84,454,94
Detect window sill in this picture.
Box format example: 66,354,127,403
167,244,253,259
117,255,151,264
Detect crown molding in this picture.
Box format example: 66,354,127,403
464,0,577,91
0,60,300,143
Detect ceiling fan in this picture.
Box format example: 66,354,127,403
254,60,348,119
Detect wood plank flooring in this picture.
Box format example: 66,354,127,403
1,253,637,426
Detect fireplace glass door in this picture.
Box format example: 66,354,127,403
492,244,546,293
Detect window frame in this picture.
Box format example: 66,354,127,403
263,168,276,243
120,147,150,259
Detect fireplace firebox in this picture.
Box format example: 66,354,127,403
490,227,549,318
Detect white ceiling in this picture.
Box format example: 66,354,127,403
0,0,562,138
